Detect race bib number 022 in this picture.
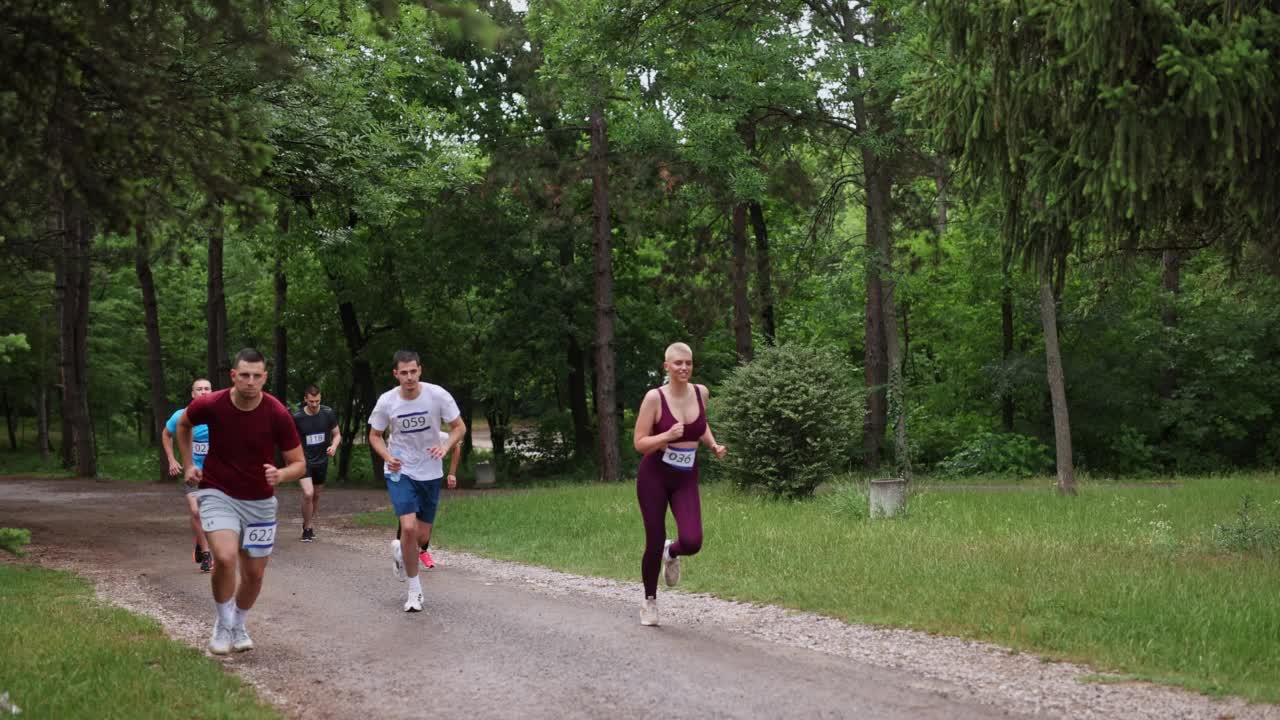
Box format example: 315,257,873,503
662,446,696,471
242,522,277,550
192,441,209,456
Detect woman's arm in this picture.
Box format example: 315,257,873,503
633,390,681,454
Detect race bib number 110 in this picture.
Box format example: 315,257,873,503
243,522,277,550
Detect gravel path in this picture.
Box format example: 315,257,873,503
2,476,1275,720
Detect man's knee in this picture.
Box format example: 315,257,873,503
302,485,315,500
211,544,238,567
239,558,268,584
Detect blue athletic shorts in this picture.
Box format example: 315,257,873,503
386,473,442,523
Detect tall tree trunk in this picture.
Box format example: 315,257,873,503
934,165,949,238
338,385,358,481
567,334,592,461
207,209,230,388
1001,243,1016,431
53,221,74,470
559,235,593,461
1039,267,1076,495
274,204,289,401
1158,249,1183,401
730,204,753,361
748,202,777,346
337,299,381,483
36,385,51,460
135,236,170,482
872,164,910,480
589,102,620,482
2,390,16,451
54,191,95,477
861,159,891,469
881,274,910,481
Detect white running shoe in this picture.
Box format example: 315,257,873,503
391,539,405,581
208,620,233,655
662,539,681,587
404,591,424,613
231,625,254,652
640,597,659,627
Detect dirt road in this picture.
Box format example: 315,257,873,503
2,477,1273,720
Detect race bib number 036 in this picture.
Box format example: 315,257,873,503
243,522,277,550
662,446,696,471
192,441,209,456
305,432,325,445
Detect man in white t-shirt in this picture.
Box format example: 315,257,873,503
368,350,466,612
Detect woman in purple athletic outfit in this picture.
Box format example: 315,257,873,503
632,342,727,626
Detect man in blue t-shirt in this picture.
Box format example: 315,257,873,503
162,378,214,571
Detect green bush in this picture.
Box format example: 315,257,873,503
711,344,861,498
0,527,31,556
937,431,1052,478
1212,495,1280,554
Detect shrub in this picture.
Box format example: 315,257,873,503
0,527,31,556
1212,495,1280,554
711,344,861,498
937,431,1052,478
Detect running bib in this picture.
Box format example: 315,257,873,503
242,522,277,551
662,446,696,470
305,432,325,445
396,413,430,433
192,441,209,456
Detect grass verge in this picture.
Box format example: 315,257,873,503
354,473,1280,703
0,564,279,720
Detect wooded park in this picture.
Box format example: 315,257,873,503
3,0,1279,494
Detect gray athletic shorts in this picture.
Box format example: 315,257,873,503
196,489,279,558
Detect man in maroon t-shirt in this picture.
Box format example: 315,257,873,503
178,348,304,655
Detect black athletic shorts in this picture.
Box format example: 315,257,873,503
306,461,329,485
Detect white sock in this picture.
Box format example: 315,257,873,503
216,599,235,628
408,575,422,594
233,605,250,630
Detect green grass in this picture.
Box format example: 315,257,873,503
0,565,280,720
355,473,1280,703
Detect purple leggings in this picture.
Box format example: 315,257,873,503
637,452,703,597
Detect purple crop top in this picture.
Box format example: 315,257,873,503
652,386,707,442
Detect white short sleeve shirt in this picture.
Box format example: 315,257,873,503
368,383,461,481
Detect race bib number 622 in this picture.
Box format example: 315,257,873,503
243,522,277,550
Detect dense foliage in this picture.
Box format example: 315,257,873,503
1,0,1277,482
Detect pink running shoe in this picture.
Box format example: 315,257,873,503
419,549,435,569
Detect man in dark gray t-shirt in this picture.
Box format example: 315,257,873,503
291,385,341,542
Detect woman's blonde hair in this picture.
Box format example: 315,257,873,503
664,342,693,361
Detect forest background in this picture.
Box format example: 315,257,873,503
3,0,1279,491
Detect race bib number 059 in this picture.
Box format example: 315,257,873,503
662,446,696,471
243,522,277,550
396,413,430,433
192,441,209,456
305,432,325,445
